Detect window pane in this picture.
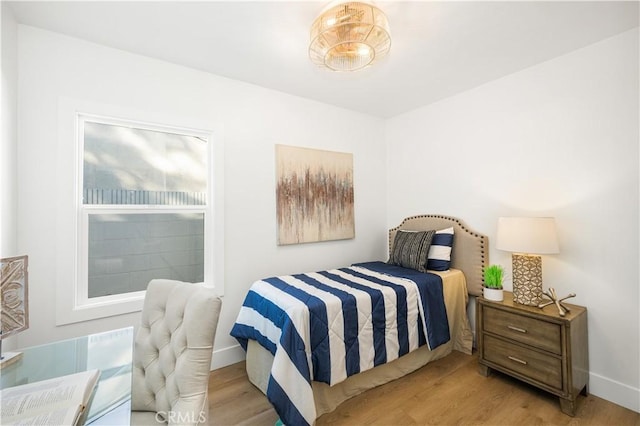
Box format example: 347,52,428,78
83,121,207,205
87,213,204,298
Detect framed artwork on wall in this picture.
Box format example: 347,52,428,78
275,144,355,245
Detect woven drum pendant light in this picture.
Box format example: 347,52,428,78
309,1,391,72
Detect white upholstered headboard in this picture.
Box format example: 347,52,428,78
389,214,489,297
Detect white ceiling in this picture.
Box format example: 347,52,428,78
7,1,639,118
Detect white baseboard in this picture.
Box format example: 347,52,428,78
210,344,246,370
589,371,639,413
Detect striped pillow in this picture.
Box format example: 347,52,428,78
388,230,435,273
427,227,455,271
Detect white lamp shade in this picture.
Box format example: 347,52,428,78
496,217,559,254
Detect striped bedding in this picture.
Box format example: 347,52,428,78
230,261,450,426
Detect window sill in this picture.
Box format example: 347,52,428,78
56,292,145,326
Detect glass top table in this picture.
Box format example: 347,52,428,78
0,327,134,424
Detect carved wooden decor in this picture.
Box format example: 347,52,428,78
1,255,29,338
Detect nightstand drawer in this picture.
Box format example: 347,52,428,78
484,306,562,355
483,334,563,390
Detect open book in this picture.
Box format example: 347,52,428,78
1,369,101,426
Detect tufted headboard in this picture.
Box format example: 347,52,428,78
389,215,489,297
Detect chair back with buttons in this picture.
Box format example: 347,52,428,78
131,279,222,425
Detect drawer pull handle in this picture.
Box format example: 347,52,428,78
508,356,528,365
507,325,527,333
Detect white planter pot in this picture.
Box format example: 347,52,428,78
483,287,504,302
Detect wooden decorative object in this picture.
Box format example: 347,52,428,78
1,255,29,368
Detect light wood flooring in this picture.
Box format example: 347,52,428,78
208,351,639,426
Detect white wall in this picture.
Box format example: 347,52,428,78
386,29,639,412
1,2,18,257
15,26,387,367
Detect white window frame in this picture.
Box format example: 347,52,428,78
56,99,224,325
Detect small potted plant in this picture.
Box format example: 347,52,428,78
483,264,504,301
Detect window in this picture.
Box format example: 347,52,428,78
55,106,224,325
56,100,224,325
79,116,209,306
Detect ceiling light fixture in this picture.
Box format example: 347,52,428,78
309,1,391,72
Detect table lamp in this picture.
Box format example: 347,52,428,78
496,217,559,306
1,255,29,368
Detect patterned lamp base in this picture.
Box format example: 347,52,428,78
512,253,543,306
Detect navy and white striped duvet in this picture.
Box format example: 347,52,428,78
230,261,450,426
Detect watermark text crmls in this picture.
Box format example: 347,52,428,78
155,410,206,424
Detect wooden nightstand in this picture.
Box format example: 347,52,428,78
477,291,589,416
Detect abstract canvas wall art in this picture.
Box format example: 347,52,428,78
276,145,354,245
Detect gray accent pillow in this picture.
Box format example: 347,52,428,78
388,230,435,272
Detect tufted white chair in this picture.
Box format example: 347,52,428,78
130,279,222,425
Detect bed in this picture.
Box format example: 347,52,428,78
231,214,488,425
